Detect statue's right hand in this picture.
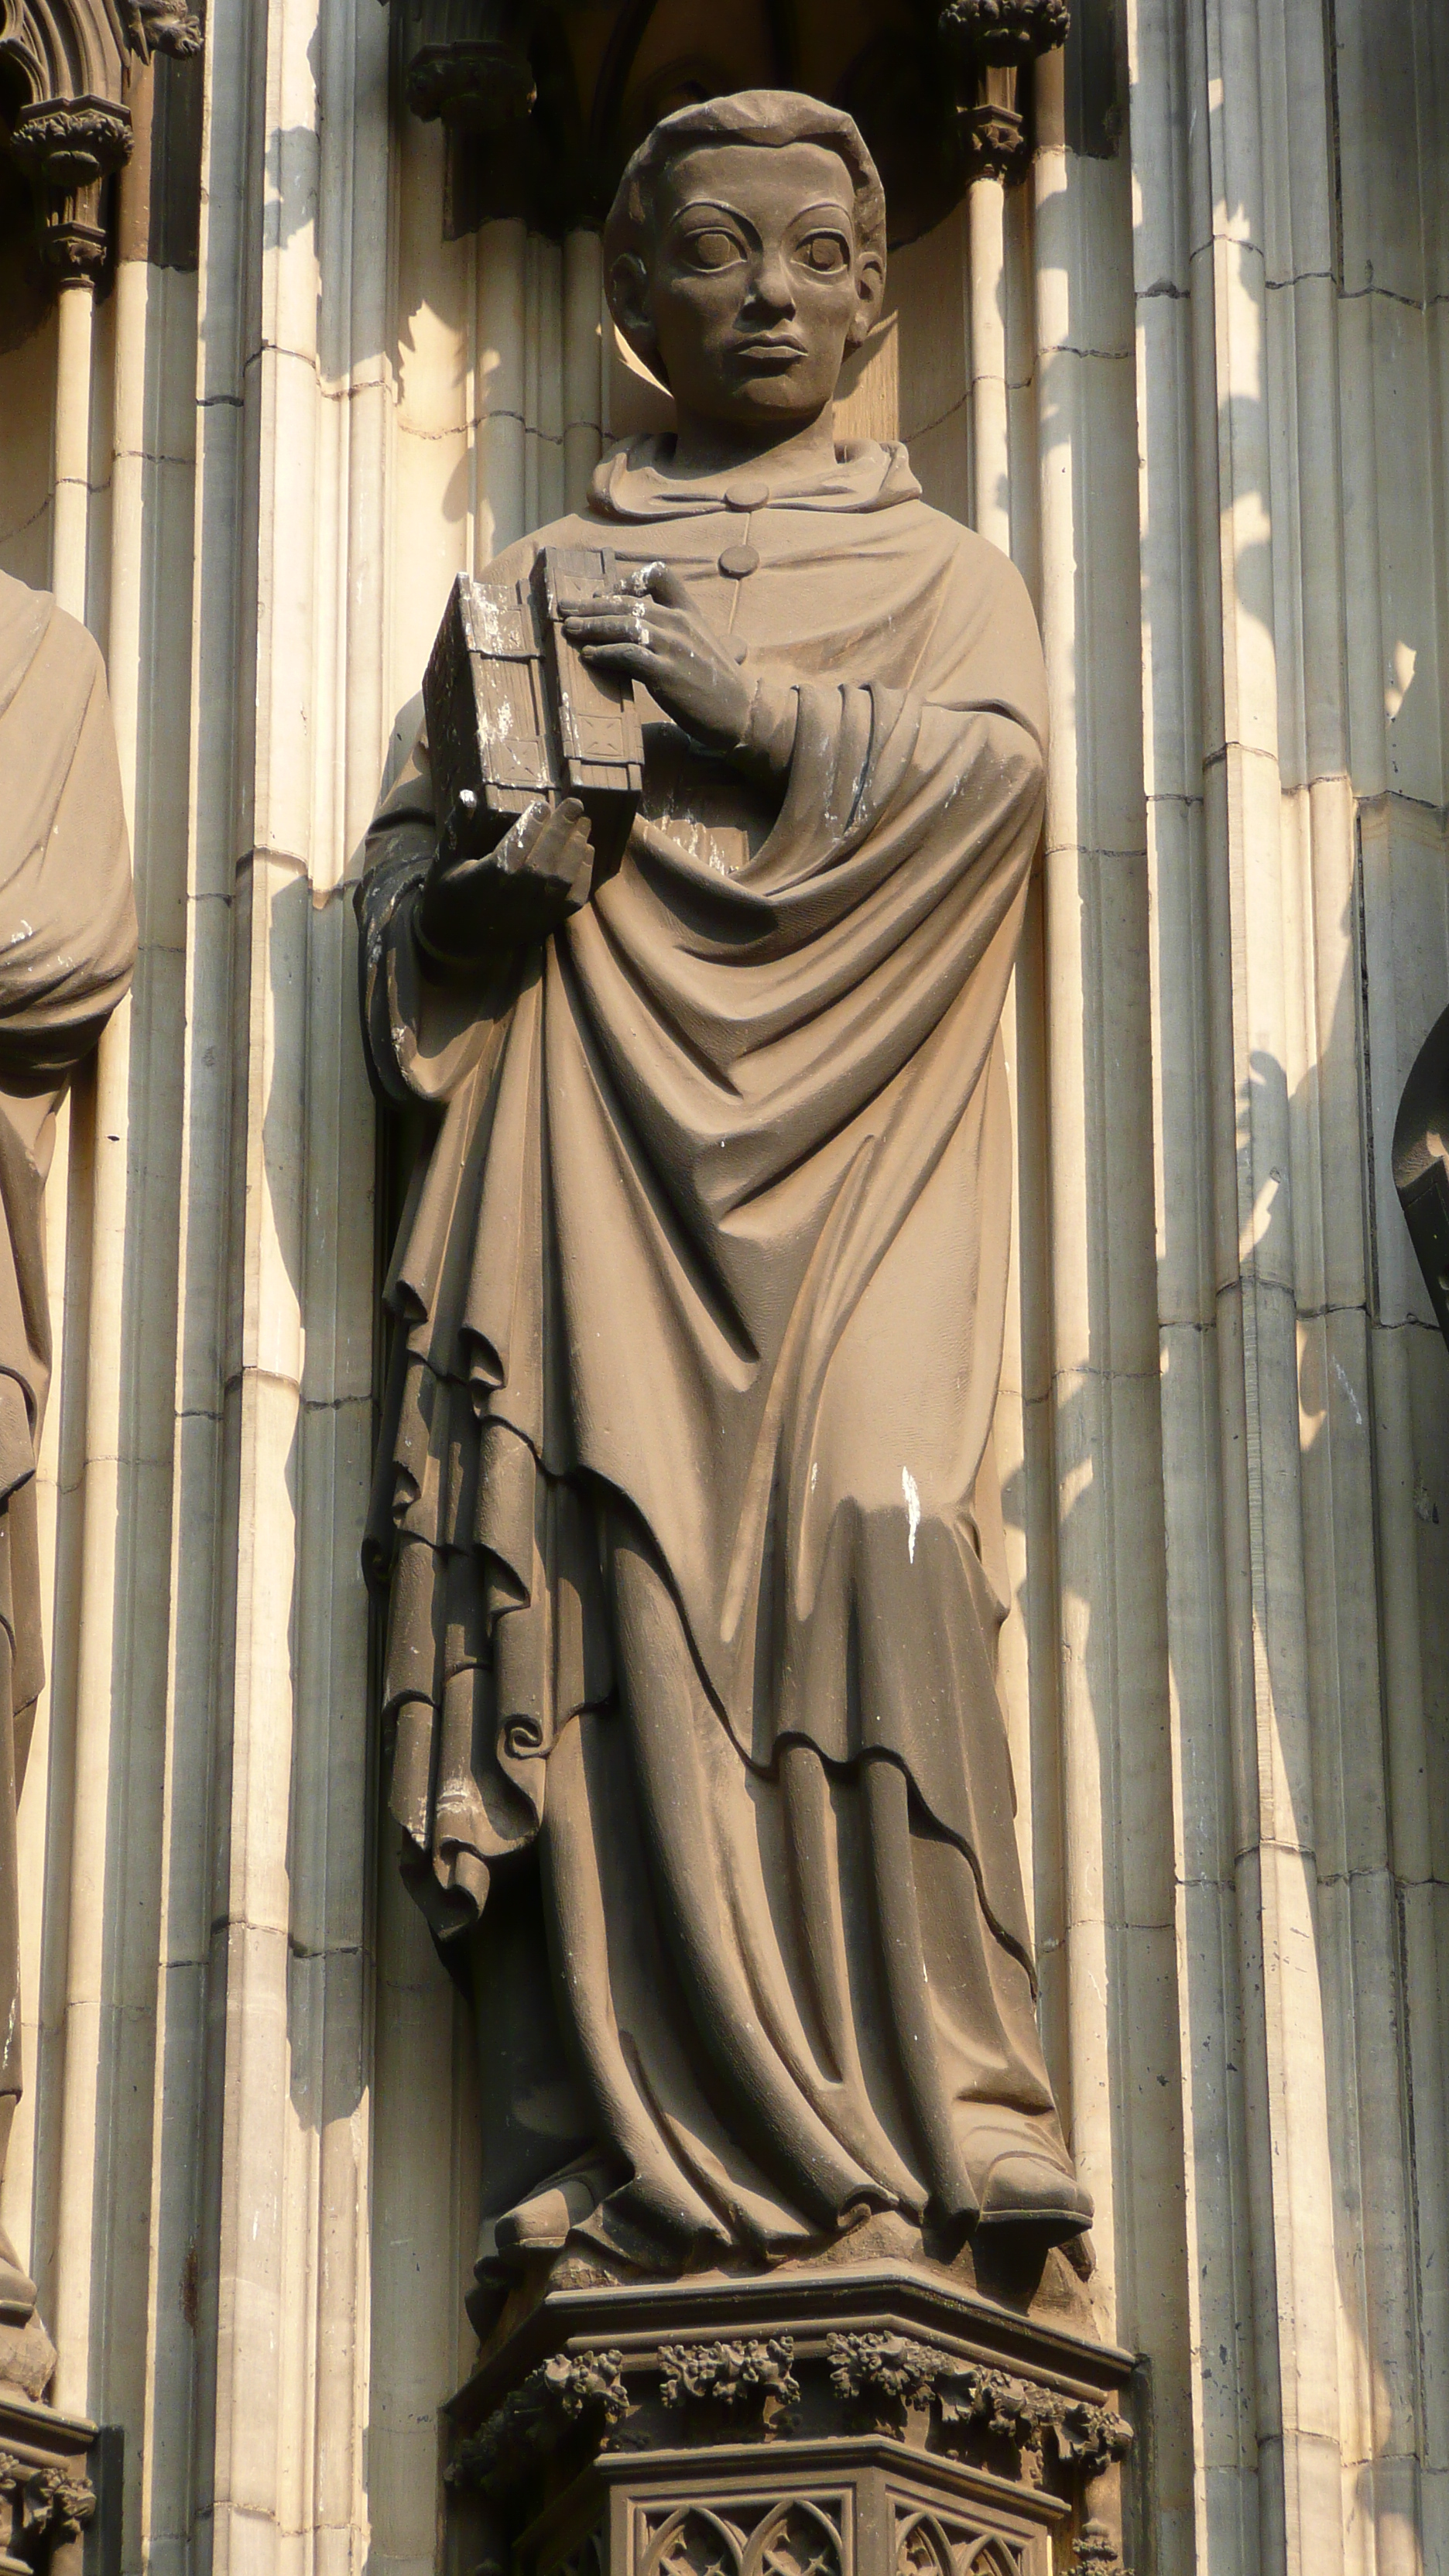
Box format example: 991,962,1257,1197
416,796,594,968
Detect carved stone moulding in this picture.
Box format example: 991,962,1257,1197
0,0,203,283
5,95,130,190
444,2266,1136,2576
937,0,1070,179
389,0,1070,248
399,0,537,127
0,2389,94,2576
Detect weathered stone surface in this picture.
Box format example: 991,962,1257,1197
1,2,1447,2571
0,2317,55,2409
0,2388,94,2576
362,93,1092,2349
445,2267,1132,2576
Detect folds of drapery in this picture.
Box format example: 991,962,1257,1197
511,1537,1067,2266
0,575,136,1091
0,573,135,1711
358,470,1048,1978
0,571,136,2091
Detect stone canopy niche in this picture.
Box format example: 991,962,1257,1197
389,0,1068,245
0,0,201,285
361,56,1139,2576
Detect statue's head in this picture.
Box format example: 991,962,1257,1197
604,91,887,436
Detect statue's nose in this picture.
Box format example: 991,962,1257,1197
747,251,796,317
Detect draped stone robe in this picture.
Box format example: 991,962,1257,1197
0,574,135,2116
360,438,1077,2285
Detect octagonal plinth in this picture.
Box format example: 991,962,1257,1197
444,2265,1138,2576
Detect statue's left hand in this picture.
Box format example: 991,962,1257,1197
564,564,755,759
416,795,594,970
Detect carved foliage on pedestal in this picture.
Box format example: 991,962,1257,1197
452,2324,1132,2503
825,2333,1132,2480
450,2351,631,2496
0,0,202,277
0,2452,94,2574
659,2338,800,2416
442,2252,1142,2576
449,2305,1134,2576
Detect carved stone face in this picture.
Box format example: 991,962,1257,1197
615,139,886,432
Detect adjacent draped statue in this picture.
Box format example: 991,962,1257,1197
0,572,135,2341
359,89,1091,2323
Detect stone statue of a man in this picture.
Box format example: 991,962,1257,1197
0,571,135,2348
360,87,1091,2324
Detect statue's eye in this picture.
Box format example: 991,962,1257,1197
798,233,850,273
684,228,744,270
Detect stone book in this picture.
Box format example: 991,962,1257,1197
423,547,645,881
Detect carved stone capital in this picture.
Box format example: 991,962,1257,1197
396,0,536,130
937,0,1070,180
404,39,536,129
939,0,1071,66
4,101,128,280
959,98,1026,182
37,213,108,277
6,98,132,191
0,0,204,286
1070,2519,1126,2574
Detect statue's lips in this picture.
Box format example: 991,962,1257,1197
728,337,810,371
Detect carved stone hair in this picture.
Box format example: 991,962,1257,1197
602,88,888,320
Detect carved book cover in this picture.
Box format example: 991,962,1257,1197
423,547,644,880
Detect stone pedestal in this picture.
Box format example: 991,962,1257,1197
0,2388,94,2576
445,2266,1136,2576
